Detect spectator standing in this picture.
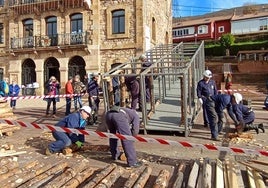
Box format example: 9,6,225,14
0,77,9,97
105,105,142,168
125,76,141,111
73,75,86,111
44,76,61,118
139,54,153,102
65,76,74,115
87,73,100,124
197,70,217,127
230,93,265,134
9,80,20,109
46,106,92,155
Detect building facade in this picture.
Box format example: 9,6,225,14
0,0,172,94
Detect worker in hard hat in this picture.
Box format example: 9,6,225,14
197,70,218,127
230,93,265,134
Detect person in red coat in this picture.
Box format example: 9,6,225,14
65,76,74,115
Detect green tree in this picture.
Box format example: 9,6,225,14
220,33,235,56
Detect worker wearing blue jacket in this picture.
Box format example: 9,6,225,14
46,106,92,155
197,70,217,127
230,93,265,134
106,106,142,168
205,94,234,141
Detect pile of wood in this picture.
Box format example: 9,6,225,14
0,156,267,187
227,132,254,144
0,102,18,136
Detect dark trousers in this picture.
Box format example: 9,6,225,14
106,113,137,166
65,97,72,115
202,98,209,125
46,98,56,115
49,131,84,153
10,100,17,107
206,99,223,138
130,80,140,110
73,96,82,110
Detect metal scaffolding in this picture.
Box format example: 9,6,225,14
101,42,205,137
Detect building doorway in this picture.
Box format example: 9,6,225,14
44,57,60,83
22,59,36,86
68,56,86,82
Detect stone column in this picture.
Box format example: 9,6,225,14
35,59,44,95
58,57,69,92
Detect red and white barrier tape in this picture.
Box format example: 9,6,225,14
0,93,86,101
0,119,267,157
218,89,248,93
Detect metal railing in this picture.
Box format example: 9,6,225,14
8,0,60,6
10,32,89,49
101,42,205,136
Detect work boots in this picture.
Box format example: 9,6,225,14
245,124,259,134
258,123,265,133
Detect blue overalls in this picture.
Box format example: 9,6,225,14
105,107,140,167
48,112,86,153
197,79,217,126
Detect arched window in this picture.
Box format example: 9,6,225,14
23,19,33,37
112,10,125,34
70,13,83,33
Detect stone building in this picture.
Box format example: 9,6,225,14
0,0,172,94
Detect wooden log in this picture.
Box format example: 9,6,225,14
187,161,199,188
216,159,224,188
0,151,26,157
172,163,186,188
44,162,90,188
203,158,212,188
83,163,117,188
196,159,203,188
0,160,41,187
153,169,170,188
0,112,16,118
133,166,152,188
61,167,96,188
18,162,68,188
253,170,266,188
247,167,256,188
249,160,268,166
123,167,145,188
238,161,268,176
0,160,19,174
225,160,239,188
95,166,123,188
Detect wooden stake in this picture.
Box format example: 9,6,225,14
249,160,268,166
238,161,268,176
84,163,117,188
172,163,185,188
225,160,239,188
253,170,266,188
216,159,224,188
247,167,256,188
0,151,26,157
133,166,152,188
153,169,170,188
187,161,199,188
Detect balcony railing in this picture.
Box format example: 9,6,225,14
9,0,60,6
10,32,89,49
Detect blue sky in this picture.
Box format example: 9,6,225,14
173,0,268,17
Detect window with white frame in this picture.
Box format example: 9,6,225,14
198,25,208,34
260,18,268,31
218,26,224,33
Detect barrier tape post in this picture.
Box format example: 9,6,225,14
0,119,267,157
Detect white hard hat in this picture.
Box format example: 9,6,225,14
80,106,92,114
139,54,146,60
233,93,243,104
203,70,212,78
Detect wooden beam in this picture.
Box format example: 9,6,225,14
132,166,152,188
153,169,170,188
187,161,199,188
172,163,185,188
216,159,224,188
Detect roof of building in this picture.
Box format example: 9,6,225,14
232,11,268,21
173,15,232,28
